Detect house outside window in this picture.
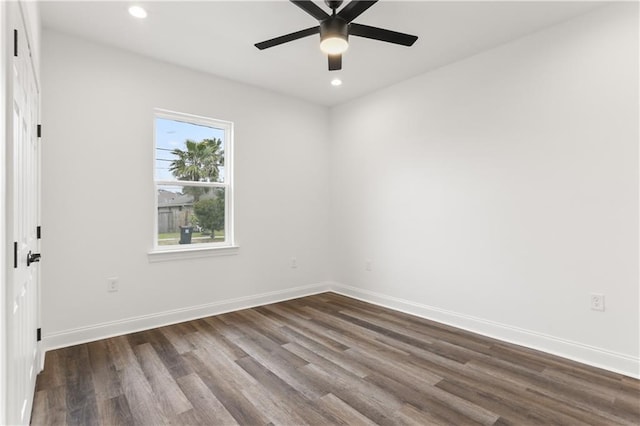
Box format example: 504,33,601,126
152,109,234,254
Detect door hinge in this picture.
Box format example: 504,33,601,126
37,328,42,342
37,124,42,138
37,226,41,239
13,242,18,268
13,29,18,57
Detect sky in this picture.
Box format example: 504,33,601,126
155,117,225,183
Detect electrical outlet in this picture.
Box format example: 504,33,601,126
590,293,605,311
107,277,119,293
290,257,298,269
365,259,372,271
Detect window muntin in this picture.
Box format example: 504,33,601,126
153,110,233,250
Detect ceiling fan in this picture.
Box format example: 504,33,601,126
254,0,418,71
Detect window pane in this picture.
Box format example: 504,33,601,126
157,185,226,246
155,118,225,183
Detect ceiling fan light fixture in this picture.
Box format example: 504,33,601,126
320,16,349,55
320,36,348,54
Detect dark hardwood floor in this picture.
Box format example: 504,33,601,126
31,292,639,425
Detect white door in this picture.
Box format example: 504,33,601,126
6,4,41,424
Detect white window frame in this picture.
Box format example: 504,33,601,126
148,108,237,261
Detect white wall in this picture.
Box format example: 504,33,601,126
329,3,639,376
41,31,330,346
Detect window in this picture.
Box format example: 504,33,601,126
152,109,234,255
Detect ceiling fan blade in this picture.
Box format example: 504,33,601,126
328,54,342,71
255,26,320,50
337,0,378,23
290,0,330,21
349,23,418,46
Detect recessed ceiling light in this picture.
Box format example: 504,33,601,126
128,6,147,19
331,78,342,87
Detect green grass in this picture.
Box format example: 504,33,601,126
158,230,225,245
158,231,204,239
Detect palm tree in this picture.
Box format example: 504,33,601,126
169,138,224,202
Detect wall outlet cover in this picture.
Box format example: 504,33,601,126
590,293,605,311
107,277,119,292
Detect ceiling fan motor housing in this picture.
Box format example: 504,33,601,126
320,16,349,43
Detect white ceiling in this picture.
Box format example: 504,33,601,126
40,1,605,106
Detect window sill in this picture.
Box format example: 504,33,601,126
147,245,239,263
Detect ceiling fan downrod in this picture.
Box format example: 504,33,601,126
324,1,344,13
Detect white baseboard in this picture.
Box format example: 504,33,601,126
43,281,332,351
329,283,640,379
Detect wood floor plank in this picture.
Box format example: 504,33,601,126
117,363,171,426
139,329,194,380
157,324,197,355
300,305,413,356
188,319,249,361
467,359,630,424
182,350,268,425
282,340,371,383
543,366,640,404
340,308,482,366
105,335,138,372
391,402,460,426
35,350,65,392
338,306,437,345
173,408,203,426
86,339,122,402
367,305,495,352
299,362,403,425
175,373,238,425
235,355,338,425
316,393,377,426
233,338,326,400
613,396,640,424
60,345,100,426
30,385,67,425
344,346,442,388
435,378,553,425
95,394,135,426
30,390,48,423
32,292,640,426
261,305,351,352
522,387,630,425
132,342,193,416
202,315,246,341
367,371,498,426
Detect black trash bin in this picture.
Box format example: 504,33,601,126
179,226,193,244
